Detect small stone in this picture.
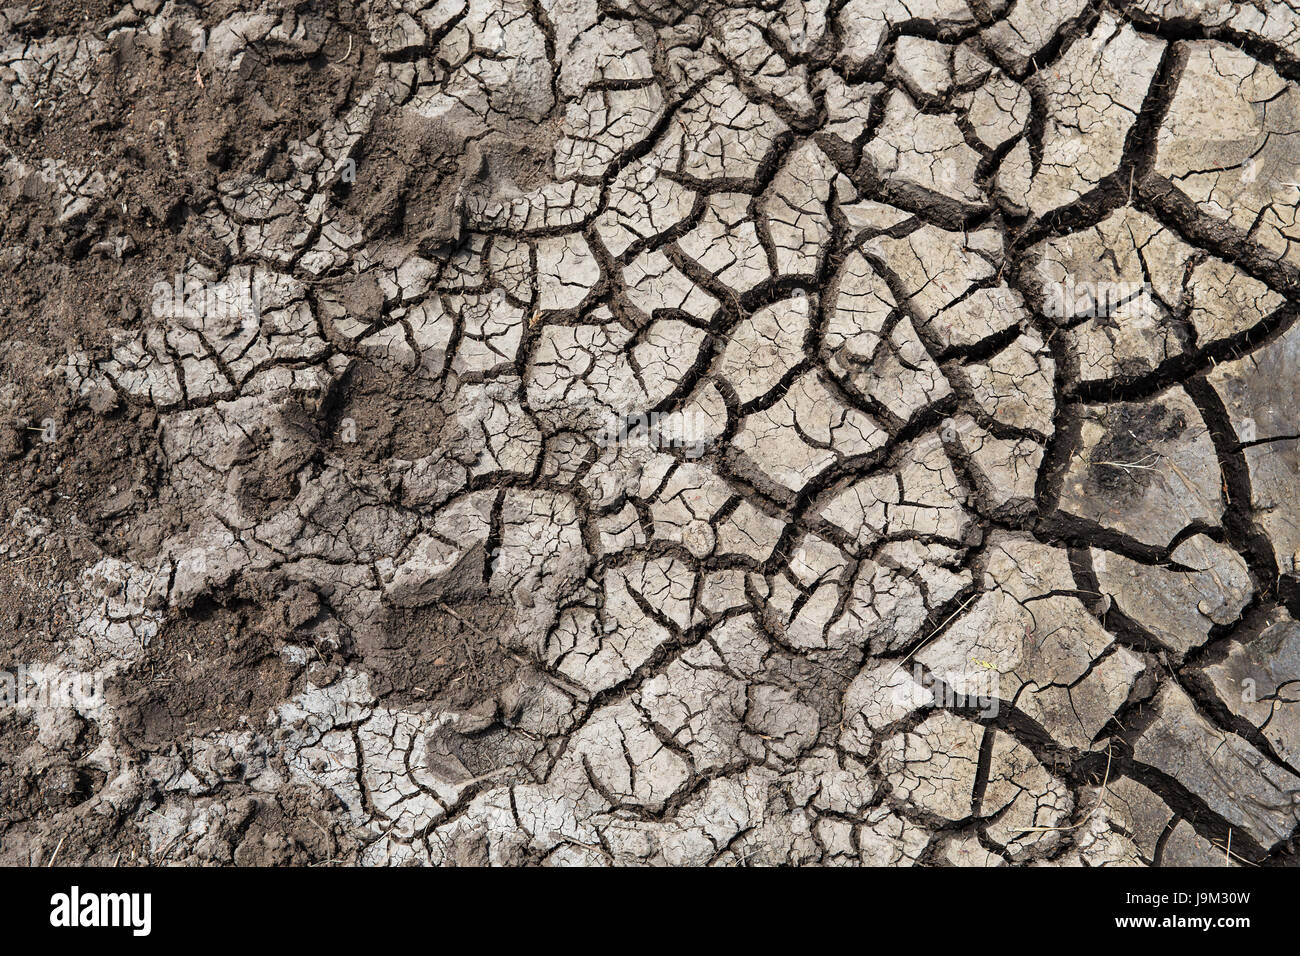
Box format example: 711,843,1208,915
682,520,715,558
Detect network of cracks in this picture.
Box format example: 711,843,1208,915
2,0,1300,866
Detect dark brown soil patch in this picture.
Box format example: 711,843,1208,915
322,357,449,461
110,593,308,753
357,599,519,711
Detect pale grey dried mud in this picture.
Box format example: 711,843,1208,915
2,0,1300,868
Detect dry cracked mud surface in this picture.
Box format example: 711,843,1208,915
3,0,1300,867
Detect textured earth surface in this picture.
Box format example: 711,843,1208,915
2,0,1300,867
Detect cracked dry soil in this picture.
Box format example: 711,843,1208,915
2,0,1300,868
